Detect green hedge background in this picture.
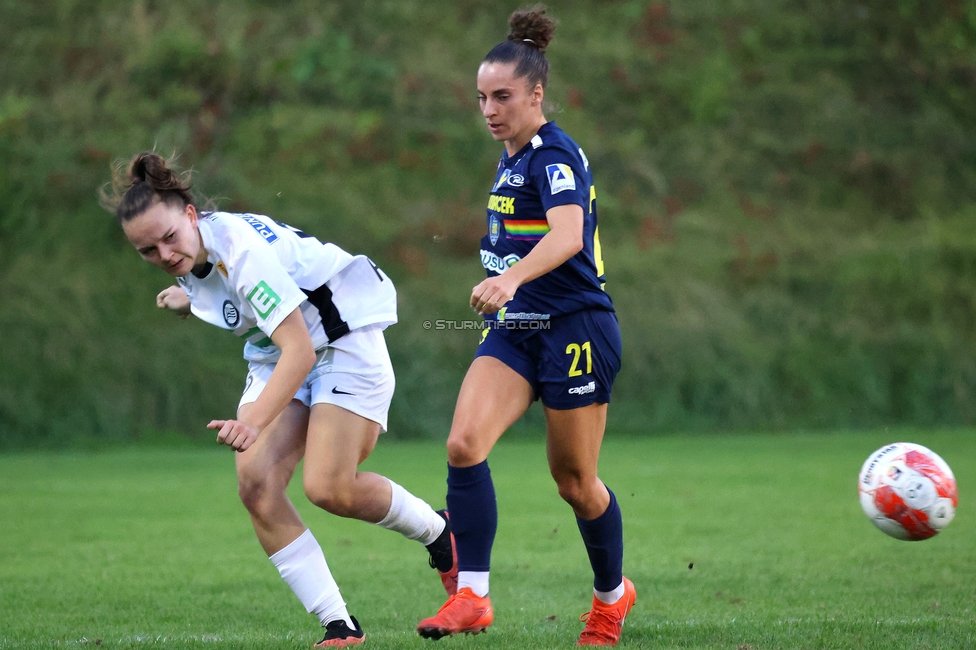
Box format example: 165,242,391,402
2,0,975,447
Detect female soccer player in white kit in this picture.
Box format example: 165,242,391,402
104,152,457,648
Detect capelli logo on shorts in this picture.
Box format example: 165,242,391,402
568,381,596,396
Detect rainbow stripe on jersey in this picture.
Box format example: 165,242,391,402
504,219,550,240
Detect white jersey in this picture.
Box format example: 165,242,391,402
177,211,397,363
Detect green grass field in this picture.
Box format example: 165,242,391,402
1,430,973,649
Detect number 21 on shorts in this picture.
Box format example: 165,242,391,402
566,341,592,377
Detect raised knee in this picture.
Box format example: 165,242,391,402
305,478,356,517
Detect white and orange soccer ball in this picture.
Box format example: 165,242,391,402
858,442,958,541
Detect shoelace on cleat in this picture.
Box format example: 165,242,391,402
578,608,625,643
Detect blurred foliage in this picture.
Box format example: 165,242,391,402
1,0,975,447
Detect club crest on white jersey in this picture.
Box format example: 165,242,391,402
222,300,240,327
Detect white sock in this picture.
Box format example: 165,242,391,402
457,571,490,597
376,478,446,546
269,529,353,628
594,580,625,605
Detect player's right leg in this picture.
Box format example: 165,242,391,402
417,354,534,639
235,399,308,554
235,398,359,642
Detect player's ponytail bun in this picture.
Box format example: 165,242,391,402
483,4,556,89
507,5,556,54
101,152,195,224
128,152,187,191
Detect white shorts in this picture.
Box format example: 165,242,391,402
239,325,395,432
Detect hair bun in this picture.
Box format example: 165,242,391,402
102,151,196,223
507,4,556,53
127,152,187,192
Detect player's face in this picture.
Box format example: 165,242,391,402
122,201,206,277
477,61,544,152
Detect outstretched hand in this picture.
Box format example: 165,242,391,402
207,419,259,452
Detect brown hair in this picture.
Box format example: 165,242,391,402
101,152,195,224
483,4,557,89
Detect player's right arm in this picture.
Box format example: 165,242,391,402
207,307,316,451
471,204,584,315
156,286,191,317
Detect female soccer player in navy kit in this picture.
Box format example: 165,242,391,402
417,6,635,646
104,153,457,648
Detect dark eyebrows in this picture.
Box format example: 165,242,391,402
478,87,515,98
138,228,174,255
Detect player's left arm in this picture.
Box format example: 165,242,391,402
207,306,316,452
471,203,583,315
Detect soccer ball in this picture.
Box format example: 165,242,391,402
858,442,958,541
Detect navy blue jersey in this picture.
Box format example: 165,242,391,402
480,121,613,331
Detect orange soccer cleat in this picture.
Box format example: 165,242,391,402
417,587,494,640
576,577,636,646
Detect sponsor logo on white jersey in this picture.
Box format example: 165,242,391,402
247,281,281,319
546,164,576,195
568,381,596,396
240,214,278,243
480,250,521,274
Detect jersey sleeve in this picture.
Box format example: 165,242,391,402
231,244,307,339
529,147,589,213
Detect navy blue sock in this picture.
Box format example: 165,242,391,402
446,461,497,573
576,487,624,592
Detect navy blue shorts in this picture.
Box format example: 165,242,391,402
475,309,622,410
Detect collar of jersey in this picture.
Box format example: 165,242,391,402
194,217,221,277
501,120,558,167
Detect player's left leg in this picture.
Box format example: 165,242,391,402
304,326,456,593
302,402,456,592
545,403,635,646
539,309,632,645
